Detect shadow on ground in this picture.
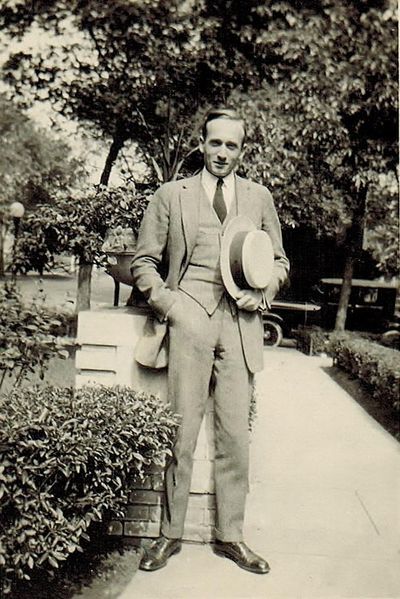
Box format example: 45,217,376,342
9,532,142,599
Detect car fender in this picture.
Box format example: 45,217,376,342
263,312,284,325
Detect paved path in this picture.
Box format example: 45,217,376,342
118,348,400,599
7,271,399,597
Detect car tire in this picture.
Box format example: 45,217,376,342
381,329,400,350
263,320,283,347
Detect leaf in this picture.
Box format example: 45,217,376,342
48,555,59,568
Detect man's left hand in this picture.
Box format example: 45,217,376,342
235,289,263,312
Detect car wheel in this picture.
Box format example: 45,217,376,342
263,320,283,347
381,329,400,350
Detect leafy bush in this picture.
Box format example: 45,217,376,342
0,282,69,389
0,385,179,595
293,326,386,356
45,308,77,339
12,182,152,275
293,326,334,355
329,334,400,417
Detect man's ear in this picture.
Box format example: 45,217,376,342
240,142,247,160
199,135,205,154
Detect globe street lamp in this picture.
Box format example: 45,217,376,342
9,201,25,236
9,202,25,280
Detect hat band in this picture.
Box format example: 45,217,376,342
229,231,250,289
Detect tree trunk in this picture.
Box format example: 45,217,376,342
99,133,125,186
76,261,92,312
0,222,5,277
335,254,354,331
75,132,125,311
334,186,367,331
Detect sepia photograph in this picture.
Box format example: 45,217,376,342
0,1,398,598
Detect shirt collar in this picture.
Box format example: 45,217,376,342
201,167,235,191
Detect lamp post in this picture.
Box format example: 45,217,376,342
9,202,25,280
9,202,25,236
0,208,4,277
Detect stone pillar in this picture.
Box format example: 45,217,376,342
75,306,215,542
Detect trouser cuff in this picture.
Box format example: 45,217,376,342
214,527,243,543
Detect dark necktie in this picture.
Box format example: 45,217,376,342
213,177,227,223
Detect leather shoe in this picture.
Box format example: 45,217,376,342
139,536,182,571
213,540,270,574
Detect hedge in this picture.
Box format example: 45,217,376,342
293,326,332,356
329,335,400,416
293,326,388,356
0,385,179,595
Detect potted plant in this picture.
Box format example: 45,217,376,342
102,225,137,287
99,183,154,306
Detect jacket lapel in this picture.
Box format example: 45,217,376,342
180,174,202,268
234,175,250,217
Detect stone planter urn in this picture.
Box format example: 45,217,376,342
102,226,144,306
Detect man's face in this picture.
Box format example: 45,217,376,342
199,118,245,178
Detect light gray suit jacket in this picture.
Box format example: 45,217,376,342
131,173,289,373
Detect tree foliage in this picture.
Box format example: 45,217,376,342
223,0,397,327
0,94,83,210
232,2,398,277
1,0,397,320
0,94,84,275
2,1,396,250
1,0,259,183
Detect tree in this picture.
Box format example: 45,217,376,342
0,94,83,275
1,0,257,183
229,1,398,329
2,0,397,323
1,0,262,307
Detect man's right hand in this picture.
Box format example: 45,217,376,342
165,292,182,324
235,289,263,312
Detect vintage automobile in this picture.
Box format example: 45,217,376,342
263,300,321,346
263,278,399,348
319,278,399,333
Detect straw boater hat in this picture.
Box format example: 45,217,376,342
220,215,274,299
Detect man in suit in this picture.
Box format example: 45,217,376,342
131,107,289,574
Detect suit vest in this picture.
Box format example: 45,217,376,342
179,187,229,315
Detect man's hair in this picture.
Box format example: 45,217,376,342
201,107,246,144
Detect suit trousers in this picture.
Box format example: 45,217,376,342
161,290,252,542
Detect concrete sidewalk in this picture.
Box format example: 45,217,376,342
118,348,400,599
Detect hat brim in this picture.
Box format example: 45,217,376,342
220,215,274,299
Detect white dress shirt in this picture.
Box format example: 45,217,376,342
201,168,236,213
